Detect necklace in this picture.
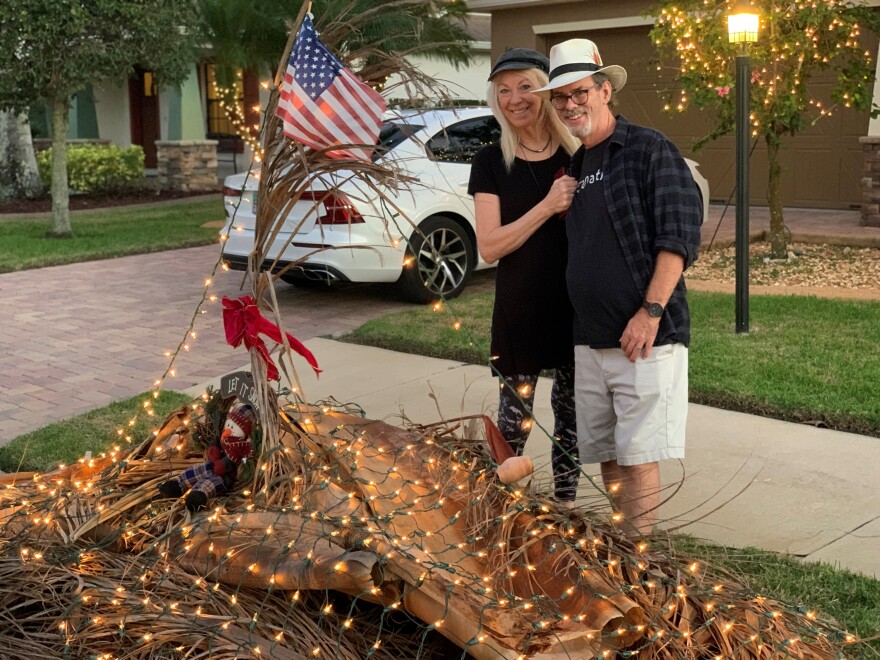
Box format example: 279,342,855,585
518,134,552,153
522,156,544,198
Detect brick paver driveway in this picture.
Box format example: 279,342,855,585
1,245,495,442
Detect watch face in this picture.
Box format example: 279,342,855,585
646,302,664,318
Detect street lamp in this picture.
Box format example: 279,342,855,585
728,0,759,334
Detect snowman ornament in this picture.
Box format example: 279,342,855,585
158,402,256,512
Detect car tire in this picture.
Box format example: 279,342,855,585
397,216,475,304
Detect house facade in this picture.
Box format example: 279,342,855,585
37,14,492,190
387,13,492,103
471,0,880,210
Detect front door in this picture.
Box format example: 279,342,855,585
129,68,160,168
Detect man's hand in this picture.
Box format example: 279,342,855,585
620,308,661,362
621,251,684,362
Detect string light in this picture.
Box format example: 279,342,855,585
652,0,874,148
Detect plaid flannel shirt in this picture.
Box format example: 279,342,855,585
571,115,702,346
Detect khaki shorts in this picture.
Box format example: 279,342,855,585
574,344,688,466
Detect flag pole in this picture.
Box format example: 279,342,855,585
274,1,312,89
239,1,313,472
253,0,312,304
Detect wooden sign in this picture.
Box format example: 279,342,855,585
220,371,261,413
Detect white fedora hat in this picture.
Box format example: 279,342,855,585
535,38,627,96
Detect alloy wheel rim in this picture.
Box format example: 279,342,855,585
416,227,468,295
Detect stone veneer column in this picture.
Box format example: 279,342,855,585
155,140,218,192
860,136,880,227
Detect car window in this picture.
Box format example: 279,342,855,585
372,121,424,162
426,117,501,164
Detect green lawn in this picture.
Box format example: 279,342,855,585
668,535,880,657
342,290,880,437
689,292,880,435
0,197,224,273
0,390,191,473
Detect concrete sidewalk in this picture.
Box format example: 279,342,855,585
189,337,880,580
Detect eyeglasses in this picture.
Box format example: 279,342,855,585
550,83,602,110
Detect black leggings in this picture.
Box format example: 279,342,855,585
496,364,579,501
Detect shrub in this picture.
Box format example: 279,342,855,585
36,144,145,195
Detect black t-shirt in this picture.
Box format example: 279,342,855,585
566,137,642,347
468,144,574,377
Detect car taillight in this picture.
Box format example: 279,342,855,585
301,191,365,225
222,186,244,197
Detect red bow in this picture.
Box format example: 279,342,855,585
222,296,321,381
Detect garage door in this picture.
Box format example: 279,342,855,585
548,26,875,209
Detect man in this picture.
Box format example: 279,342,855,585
536,39,703,536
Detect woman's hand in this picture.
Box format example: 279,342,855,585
542,175,577,215
475,174,577,263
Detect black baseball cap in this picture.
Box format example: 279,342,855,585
488,48,550,80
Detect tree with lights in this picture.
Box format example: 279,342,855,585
0,1,200,238
650,0,880,258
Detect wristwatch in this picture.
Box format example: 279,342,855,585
642,300,665,318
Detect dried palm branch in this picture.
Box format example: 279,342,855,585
0,400,861,659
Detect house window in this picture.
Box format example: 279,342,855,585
204,64,262,148
205,64,244,137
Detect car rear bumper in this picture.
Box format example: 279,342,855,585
222,254,351,283
221,229,405,283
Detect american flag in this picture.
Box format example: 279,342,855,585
276,15,386,161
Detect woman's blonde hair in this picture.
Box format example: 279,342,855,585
486,67,579,172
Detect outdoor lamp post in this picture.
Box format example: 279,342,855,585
728,0,759,334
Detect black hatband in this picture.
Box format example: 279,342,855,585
548,62,601,81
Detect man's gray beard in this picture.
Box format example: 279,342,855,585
566,114,592,139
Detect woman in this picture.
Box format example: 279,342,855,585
468,49,581,503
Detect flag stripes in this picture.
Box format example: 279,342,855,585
276,15,386,161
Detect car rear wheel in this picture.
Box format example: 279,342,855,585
397,216,475,304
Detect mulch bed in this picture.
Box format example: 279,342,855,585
0,189,220,214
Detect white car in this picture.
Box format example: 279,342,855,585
221,107,501,303
220,107,709,303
